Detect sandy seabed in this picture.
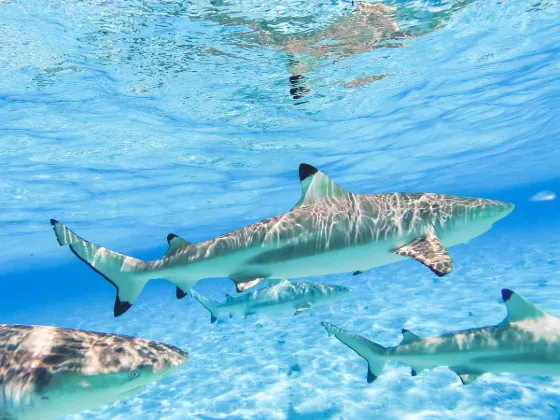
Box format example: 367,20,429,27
10,223,560,420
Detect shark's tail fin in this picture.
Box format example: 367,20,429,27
50,220,150,317
190,289,221,324
322,322,387,383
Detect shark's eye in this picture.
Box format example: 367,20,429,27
128,370,140,380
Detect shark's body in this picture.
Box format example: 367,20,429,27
50,163,514,317
191,279,349,323
0,324,187,420
323,289,560,385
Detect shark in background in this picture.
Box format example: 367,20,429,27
191,279,350,323
50,163,514,317
322,289,560,385
0,324,187,420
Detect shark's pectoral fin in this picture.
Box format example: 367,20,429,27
392,235,452,277
501,289,546,323
164,234,192,258
294,303,311,315
450,367,482,385
229,274,267,292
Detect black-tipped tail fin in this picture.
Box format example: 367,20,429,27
50,220,149,317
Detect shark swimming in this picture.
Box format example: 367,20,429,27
191,279,349,323
0,324,187,420
322,289,560,385
50,163,514,317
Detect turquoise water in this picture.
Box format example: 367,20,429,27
1,0,559,418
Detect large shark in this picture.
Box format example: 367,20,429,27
0,324,187,419
50,163,514,317
191,279,349,323
322,289,560,385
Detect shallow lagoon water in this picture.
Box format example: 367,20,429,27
1,0,559,418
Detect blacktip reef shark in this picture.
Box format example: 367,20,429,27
50,163,514,317
191,279,350,323
322,289,560,385
0,324,187,420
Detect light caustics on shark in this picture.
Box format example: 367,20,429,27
191,279,350,323
50,163,514,317
0,324,187,420
323,289,560,385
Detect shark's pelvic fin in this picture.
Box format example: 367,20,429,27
190,289,221,324
50,220,149,317
450,367,482,385
410,366,424,376
293,163,352,209
230,275,266,292
164,233,192,258
502,289,546,323
322,322,387,383
400,329,421,345
458,373,481,385
176,287,188,299
392,234,452,277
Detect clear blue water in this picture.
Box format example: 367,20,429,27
1,0,559,418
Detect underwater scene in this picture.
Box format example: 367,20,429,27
1,0,559,418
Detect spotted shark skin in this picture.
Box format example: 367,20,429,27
0,324,187,420
50,163,514,316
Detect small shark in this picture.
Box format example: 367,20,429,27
191,279,350,323
0,324,187,419
322,289,560,385
50,163,514,317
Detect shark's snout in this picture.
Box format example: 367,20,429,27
501,201,515,215
156,343,189,373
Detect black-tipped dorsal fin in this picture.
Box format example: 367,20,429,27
293,163,352,209
400,329,421,345
164,234,192,258
225,294,234,303
502,289,545,323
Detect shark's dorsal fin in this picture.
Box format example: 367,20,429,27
502,289,545,323
400,329,421,345
225,294,234,303
164,234,192,258
293,163,352,209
